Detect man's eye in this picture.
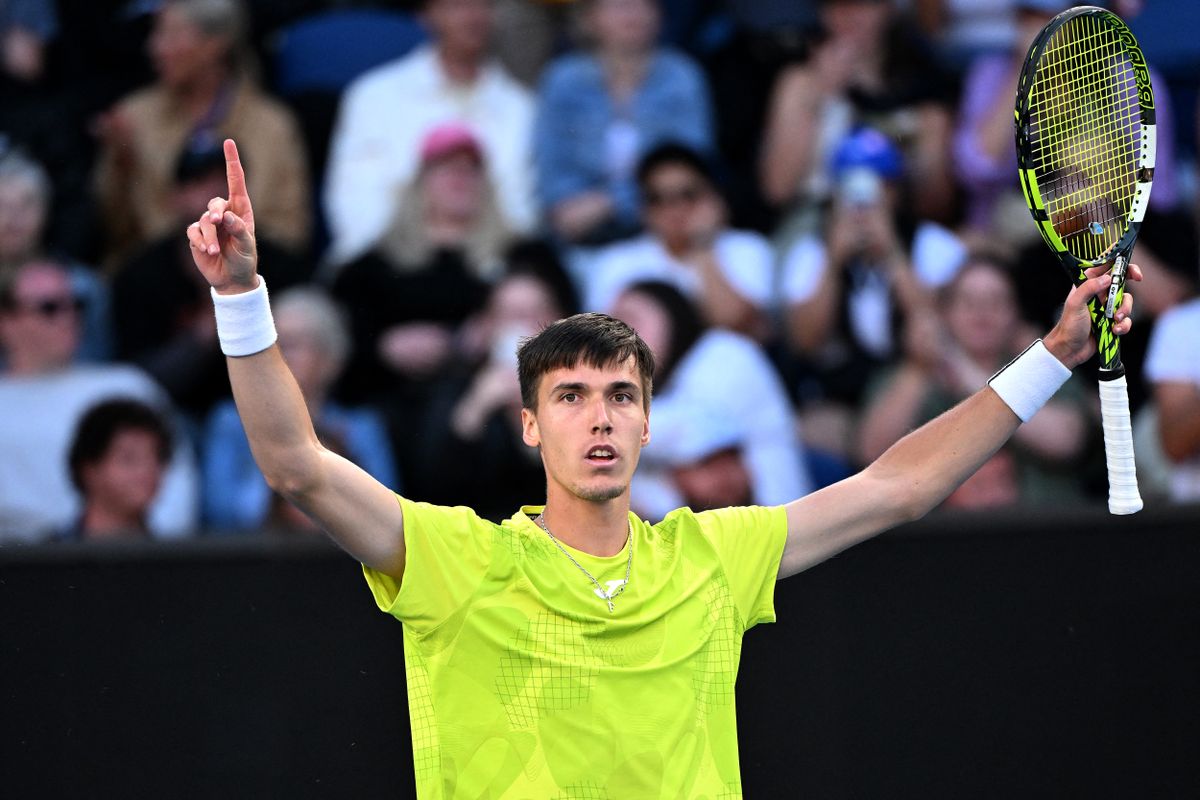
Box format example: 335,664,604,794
561,393,578,402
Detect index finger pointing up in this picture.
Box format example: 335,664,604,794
224,138,251,209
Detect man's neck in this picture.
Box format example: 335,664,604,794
2,354,69,376
81,503,146,540
170,69,229,120
601,49,650,100
540,491,630,557
437,45,484,85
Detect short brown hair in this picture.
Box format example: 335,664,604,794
517,312,654,411
68,399,172,494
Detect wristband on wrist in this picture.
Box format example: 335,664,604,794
987,339,1071,422
211,278,277,357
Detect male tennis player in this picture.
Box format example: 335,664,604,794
189,140,1138,798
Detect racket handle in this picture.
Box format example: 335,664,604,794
1098,374,1143,514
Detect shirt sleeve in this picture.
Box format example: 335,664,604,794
694,505,788,630
715,232,775,308
362,496,495,635
780,234,827,304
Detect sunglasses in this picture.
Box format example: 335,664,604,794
11,296,85,319
643,185,704,208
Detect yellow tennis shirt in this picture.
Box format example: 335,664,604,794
363,496,788,799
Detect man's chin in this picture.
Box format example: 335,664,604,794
575,483,627,503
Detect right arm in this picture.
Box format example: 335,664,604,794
189,140,406,576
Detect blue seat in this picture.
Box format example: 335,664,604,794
271,8,428,97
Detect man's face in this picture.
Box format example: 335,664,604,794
0,177,47,262
425,0,494,60
81,428,167,518
149,4,229,88
521,357,650,505
0,263,80,372
641,163,716,250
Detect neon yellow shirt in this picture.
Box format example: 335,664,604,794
363,497,788,799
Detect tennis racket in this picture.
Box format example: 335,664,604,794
1015,5,1152,515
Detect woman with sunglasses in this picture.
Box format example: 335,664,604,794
583,142,775,341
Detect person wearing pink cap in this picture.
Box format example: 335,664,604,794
323,0,536,266
329,123,512,473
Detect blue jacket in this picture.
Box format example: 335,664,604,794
533,48,713,227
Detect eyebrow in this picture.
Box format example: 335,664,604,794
549,380,641,398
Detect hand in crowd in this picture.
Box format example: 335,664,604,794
684,190,725,255
552,191,615,241
2,26,45,82
451,362,522,440
378,322,454,377
811,37,858,96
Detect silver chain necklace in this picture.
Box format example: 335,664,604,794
534,514,632,613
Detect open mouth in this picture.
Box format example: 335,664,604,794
586,446,617,464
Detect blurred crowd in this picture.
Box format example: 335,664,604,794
1,0,1198,544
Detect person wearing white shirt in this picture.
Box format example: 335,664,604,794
0,260,198,542
323,0,536,266
1144,297,1200,502
583,142,775,340
609,280,812,520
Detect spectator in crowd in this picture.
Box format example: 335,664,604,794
418,240,579,517
583,142,776,340
93,0,310,266
1,0,57,86
856,253,1091,507
952,1,1086,234
955,1,1194,268
61,399,174,541
911,0,1019,73
0,259,197,542
609,280,812,519
780,127,965,457
330,124,507,409
203,287,398,532
111,139,311,420
1144,290,1200,503
323,0,536,265
490,0,573,87
534,0,714,245
0,147,110,361
758,0,957,241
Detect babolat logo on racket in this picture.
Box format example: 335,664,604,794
1106,11,1155,109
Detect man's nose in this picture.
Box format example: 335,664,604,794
590,399,613,433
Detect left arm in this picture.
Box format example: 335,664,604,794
779,264,1138,578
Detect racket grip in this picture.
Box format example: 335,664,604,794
1098,374,1143,514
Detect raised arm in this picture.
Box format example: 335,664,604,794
778,264,1140,579
188,139,406,576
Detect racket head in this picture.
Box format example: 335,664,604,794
1014,6,1156,281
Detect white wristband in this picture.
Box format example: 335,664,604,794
211,278,277,357
987,339,1071,422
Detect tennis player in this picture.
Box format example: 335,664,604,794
188,140,1138,798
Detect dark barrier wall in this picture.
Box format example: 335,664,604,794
3,505,1198,798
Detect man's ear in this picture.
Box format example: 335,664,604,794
641,408,651,446
521,407,540,448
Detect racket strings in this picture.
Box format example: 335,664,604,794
1035,23,1138,193
1026,16,1142,261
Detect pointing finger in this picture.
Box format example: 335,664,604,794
224,139,249,206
